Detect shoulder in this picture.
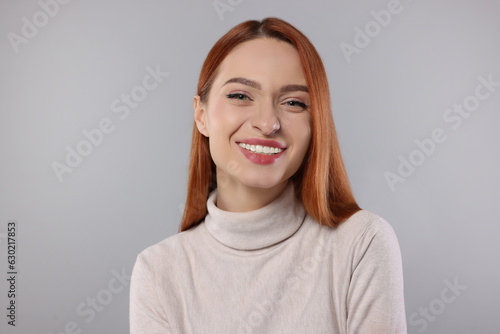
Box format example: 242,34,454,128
335,209,403,270
337,211,407,332
301,209,398,240
335,209,400,245
303,209,402,267
133,223,204,275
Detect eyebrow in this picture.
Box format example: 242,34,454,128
223,77,308,93
280,84,309,93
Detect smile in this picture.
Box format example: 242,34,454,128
238,143,283,155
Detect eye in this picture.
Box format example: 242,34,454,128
284,100,309,110
226,93,251,101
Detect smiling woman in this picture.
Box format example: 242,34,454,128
193,37,312,212
130,17,407,333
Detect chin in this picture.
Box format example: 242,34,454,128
238,173,288,190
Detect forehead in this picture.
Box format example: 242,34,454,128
214,38,306,86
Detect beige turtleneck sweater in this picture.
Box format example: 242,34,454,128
129,181,407,333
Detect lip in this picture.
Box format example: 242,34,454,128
237,145,285,165
236,138,287,149
236,139,287,165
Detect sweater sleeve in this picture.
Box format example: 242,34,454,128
346,217,407,333
129,254,172,334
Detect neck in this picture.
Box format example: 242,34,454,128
204,179,305,250
215,172,290,213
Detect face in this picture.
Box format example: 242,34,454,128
194,38,311,191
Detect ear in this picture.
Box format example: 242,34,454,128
193,95,209,137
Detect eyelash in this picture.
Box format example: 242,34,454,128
285,100,309,109
226,93,309,110
226,93,250,101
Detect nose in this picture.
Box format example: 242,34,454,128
251,101,280,135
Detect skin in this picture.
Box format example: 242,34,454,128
194,38,311,212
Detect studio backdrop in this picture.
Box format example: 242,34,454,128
1,0,499,333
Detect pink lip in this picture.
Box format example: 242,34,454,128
236,138,287,149
236,139,287,165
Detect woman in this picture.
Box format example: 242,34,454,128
130,17,407,333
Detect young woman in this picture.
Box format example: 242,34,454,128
130,17,407,333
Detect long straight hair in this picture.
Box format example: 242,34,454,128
179,18,360,232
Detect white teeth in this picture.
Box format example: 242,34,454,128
238,143,283,155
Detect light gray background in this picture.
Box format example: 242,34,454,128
1,0,499,333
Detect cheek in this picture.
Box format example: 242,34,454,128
299,117,312,145
206,100,245,164
208,99,244,134
285,115,312,153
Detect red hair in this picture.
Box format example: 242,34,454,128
179,17,360,232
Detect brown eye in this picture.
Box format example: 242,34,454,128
227,93,250,100
285,100,308,109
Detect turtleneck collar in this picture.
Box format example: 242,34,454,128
204,181,306,251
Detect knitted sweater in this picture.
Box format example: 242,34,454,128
130,181,407,333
